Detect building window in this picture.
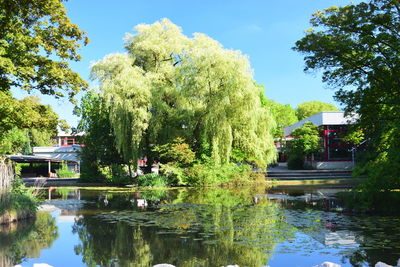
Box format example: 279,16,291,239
325,125,352,161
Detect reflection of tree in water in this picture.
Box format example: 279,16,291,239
343,216,400,267
73,221,152,267
73,187,295,267
0,211,58,266
277,196,400,267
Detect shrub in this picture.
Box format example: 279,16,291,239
1,178,38,215
99,164,131,185
56,163,76,178
137,174,169,187
79,162,105,183
287,154,304,170
153,138,195,167
159,163,187,186
185,162,258,186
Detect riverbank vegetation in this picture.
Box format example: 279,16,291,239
0,158,38,224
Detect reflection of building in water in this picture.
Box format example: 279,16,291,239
265,190,361,247
48,188,81,200
284,212,360,247
137,199,148,209
58,210,83,223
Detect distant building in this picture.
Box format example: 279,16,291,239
56,130,85,147
283,111,358,169
32,130,84,174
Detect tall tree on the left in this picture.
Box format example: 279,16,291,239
0,0,88,100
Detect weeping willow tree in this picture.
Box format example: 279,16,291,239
91,54,151,169
90,18,276,170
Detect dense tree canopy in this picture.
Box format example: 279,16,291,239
260,94,298,138
74,91,125,182
0,0,88,100
90,19,277,170
0,93,61,154
286,122,321,170
294,0,400,192
295,101,339,121
288,122,321,156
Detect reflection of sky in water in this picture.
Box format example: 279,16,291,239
21,211,84,267
270,232,353,267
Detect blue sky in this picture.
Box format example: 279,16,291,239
13,0,352,127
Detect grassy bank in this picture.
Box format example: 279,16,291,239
1,158,38,224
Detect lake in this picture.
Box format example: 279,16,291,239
1,185,400,267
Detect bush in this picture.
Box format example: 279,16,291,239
287,154,304,170
79,162,105,183
159,163,187,185
185,162,259,186
136,174,169,187
1,178,38,215
153,138,195,167
99,164,131,185
56,163,76,178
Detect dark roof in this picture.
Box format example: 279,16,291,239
9,155,74,163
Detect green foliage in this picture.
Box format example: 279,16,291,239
1,177,38,215
185,162,261,186
294,0,400,193
0,127,27,154
260,92,298,138
136,174,168,187
288,122,321,156
0,93,60,154
89,19,277,171
343,128,365,145
295,101,339,121
56,163,76,178
98,165,131,185
286,122,320,170
91,54,151,166
287,154,305,170
153,138,195,167
0,0,88,99
158,163,188,186
75,91,125,183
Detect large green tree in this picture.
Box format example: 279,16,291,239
0,0,88,99
294,0,400,192
286,122,321,169
295,101,339,121
0,94,60,154
260,93,298,138
75,91,125,182
91,19,277,170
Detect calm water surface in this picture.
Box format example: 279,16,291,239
1,185,400,267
